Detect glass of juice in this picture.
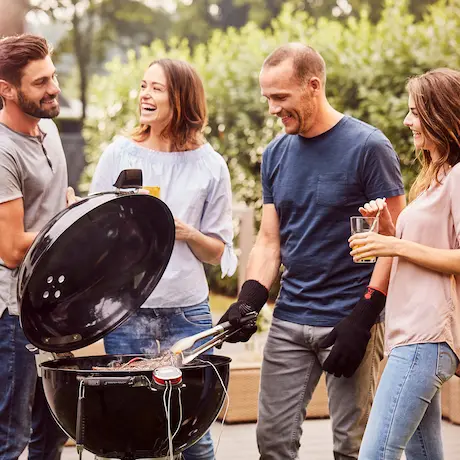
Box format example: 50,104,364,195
143,186,161,198
350,216,379,263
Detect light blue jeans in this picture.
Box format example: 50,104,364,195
103,301,215,460
359,342,459,460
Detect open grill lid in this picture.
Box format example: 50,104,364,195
18,189,175,353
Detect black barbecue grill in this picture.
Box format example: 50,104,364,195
17,170,233,459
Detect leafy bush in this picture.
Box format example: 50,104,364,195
82,0,460,296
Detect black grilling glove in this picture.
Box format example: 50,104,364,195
217,280,269,343
318,287,386,378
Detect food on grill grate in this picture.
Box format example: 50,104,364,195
91,351,182,371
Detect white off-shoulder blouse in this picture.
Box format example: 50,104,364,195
90,136,237,308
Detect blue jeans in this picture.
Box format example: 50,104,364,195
0,311,68,460
104,302,215,460
359,342,459,460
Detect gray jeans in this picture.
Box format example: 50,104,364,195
256,317,384,460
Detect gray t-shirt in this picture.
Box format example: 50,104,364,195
0,119,68,316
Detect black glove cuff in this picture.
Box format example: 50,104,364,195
237,280,269,313
353,286,386,330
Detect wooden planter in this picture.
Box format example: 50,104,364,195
442,376,460,425
217,361,328,424
63,340,460,435
217,358,460,425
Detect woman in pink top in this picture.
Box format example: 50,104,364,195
352,68,460,460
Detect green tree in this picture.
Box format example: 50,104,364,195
349,0,437,22
81,0,460,293
30,0,172,122
83,0,460,196
170,0,439,44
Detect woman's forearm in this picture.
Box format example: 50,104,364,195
186,229,224,265
396,239,460,276
369,257,393,294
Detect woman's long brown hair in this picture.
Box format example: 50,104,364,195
132,59,207,151
407,68,460,201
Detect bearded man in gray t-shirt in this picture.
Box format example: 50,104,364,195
0,34,74,460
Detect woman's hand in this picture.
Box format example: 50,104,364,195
359,197,395,236
173,217,224,264
349,232,402,262
66,187,82,207
174,217,196,241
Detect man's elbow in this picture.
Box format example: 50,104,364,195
2,258,21,270
1,250,24,269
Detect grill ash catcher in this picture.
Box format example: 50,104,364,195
17,170,242,460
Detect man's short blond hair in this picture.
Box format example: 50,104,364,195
262,43,326,85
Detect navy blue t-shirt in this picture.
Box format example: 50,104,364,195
262,116,405,326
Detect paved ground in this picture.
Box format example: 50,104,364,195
20,418,460,460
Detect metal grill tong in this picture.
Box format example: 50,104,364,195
170,311,258,365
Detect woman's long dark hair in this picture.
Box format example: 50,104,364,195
407,68,460,201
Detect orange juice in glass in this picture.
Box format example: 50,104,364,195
350,216,379,263
143,186,161,198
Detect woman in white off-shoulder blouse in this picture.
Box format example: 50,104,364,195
90,58,237,460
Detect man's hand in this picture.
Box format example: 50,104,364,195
218,301,258,343
217,280,269,344
318,316,372,378
319,287,386,378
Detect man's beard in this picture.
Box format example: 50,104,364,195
17,89,60,119
296,99,315,135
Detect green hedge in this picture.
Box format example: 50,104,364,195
81,0,460,297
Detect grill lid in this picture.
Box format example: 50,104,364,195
18,192,175,353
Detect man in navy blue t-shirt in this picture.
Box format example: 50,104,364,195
218,43,406,459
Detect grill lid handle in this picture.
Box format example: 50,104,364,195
113,169,143,189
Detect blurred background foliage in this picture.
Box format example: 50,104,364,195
82,0,460,204
77,0,460,298
2,0,459,298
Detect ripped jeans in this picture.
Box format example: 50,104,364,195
104,301,215,460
